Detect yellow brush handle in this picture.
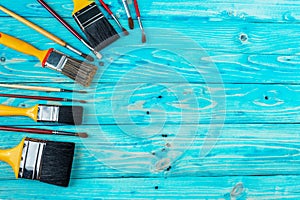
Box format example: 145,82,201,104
72,0,94,15
0,32,50,64
0,138,25,178
0,104,39,121
0,6,66,46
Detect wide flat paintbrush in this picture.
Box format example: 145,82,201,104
133,0,146,43
122,0,134,29
37,0,102,59
0,137,75,186
0,126,88,138
0,32,97,87
0,93,86,103
0,5,94,62
0,84,87,93
99,0,129,35
72,0,120,50
0,104,83,125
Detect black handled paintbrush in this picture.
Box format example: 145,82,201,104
0,137,75,187
0,104,83,125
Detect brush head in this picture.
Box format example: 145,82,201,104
39,140,75,187
122,27,129,36
57,106,83,125
43,50,98,87
82,53,94,62
37,105,83,125
128,17,134,29
19,138,75,187
142,31,146,43
73,2,120,50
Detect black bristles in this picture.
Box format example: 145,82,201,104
39,141,75,187
58,106,83,125
73,2,120,50
62,58,98,87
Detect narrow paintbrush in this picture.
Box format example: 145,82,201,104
0,32,97,87
0,104,83,125
0,84,87,93
133,0,146,43
0,137,76,186
37,0,102,59
0,126,88,138
0,5,94,62
99,0,129,35
122,0,134,29
0,93,86,103
72,0,120,50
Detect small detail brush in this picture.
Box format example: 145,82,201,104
0,104,83,125
0,84,87,93
72,0,120,50
0,126,88,138
122,0,134,29
0,32,97,87
37,0,102,59
133,0,146,43
0,93,86,103
0,137,75,186
99,0,129,35
0,5,94,62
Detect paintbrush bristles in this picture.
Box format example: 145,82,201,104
142,31,146,43
128,17,134,29
62,58,97,87
122,27,129,35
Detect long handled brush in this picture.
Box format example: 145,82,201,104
0,93,86,103
99,0,129,35
122,0,134,29
0,137,76,186
0,84,87,93
71,0,120,50
0,5,94,62
0,126,88,138
0,32,97,87
133,0,146,43
37,0,102,59
0,104,83,125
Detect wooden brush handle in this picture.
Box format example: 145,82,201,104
0,126,53,134
0,6,66,46
0,84,60,92
72,0,93,15
133,0,141,17
38,0,84,40
0,32,49,64
0,104,39,121
99,0,113,15
0,138,25,179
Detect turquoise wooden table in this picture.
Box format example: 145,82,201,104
1,0,300,199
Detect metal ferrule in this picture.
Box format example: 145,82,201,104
19,139,46,180
122,0,132,18
137,17,144,30
111,14,122,28
73,3,104,29
37,105,59,122
45,50,67,72
65,44,82,56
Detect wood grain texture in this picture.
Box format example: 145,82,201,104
0,0,299,199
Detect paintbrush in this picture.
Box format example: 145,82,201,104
0,126,88,138
99,0,129,35
37,0,102,59
0,5,94,62
0,93,86,103
133,0,146,43
72,0,120,50
122,0,134,29
0,84,87,93
0,104,83,125
0,137,75,186
0,32,97,87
